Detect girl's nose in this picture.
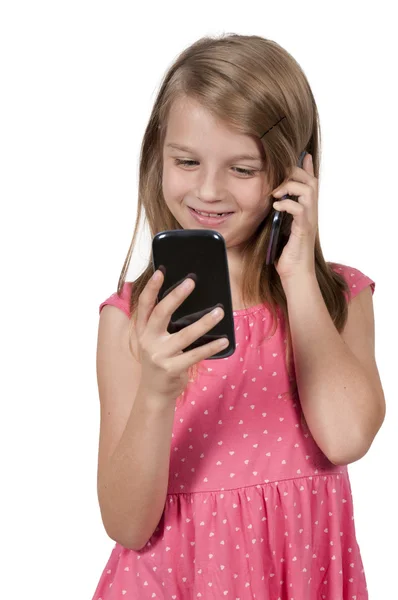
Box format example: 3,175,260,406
196,169,226,203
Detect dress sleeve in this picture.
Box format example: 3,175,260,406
99,282,132,318
330,263,376,302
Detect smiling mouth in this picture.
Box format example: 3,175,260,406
190,207,234,217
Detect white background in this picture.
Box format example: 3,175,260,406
1,1,396,598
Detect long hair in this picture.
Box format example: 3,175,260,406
115,34,351,410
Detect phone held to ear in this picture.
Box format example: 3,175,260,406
265,150,308,265
152,229,236,359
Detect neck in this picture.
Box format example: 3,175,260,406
226,247,256,311
226,243,269,310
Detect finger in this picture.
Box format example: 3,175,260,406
273,181,308,198
273,200,316,235
168,304,223,332
168,335,230,372
305,153,314,173
149,276,196,334
273,199,305,216
135,269,165,338
167,305,225,355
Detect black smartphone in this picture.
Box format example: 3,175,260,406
152,229,236,359
266,150,308,265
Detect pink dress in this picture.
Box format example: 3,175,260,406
92,263,375,600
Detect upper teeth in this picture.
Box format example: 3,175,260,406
194,209,229,217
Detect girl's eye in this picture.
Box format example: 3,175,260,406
174,159,255,177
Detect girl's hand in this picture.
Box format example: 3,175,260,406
271,153,318,282
134,270,228,401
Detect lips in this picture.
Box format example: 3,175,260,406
188,206,234,226
189,207,234,217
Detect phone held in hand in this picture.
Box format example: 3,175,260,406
266,150,308,265
152,229,236,359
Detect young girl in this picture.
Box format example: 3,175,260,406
92,34,385,600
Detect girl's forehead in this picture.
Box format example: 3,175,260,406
166,97,219,130
164,98,260,153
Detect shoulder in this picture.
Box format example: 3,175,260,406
99,281,134,318
328,261,376,302
98,281,140,362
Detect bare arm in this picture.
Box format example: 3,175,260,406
281,273,385,465
96,304,176,551
96,272,226,550
98,383,176,551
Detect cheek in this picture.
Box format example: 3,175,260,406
238,178,270,208
162,167,186,198
239,193,270,219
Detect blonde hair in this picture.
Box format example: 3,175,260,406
116,34,351,414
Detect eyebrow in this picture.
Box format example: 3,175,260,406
166,143,264,164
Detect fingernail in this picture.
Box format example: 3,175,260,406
182,278,195,290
